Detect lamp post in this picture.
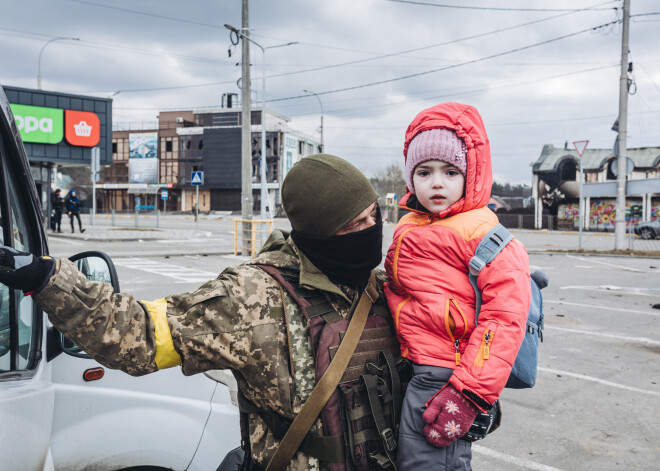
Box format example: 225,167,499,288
37,36,79,90
303,89,324,153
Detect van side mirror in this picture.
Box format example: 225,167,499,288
47,251,120,361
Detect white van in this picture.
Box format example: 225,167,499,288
0,85,240,471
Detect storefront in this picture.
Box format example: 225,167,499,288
3,85,112,221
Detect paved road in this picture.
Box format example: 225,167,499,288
48,214,660,470
47,213,660,259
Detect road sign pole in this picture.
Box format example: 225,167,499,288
573,140,589,251
191,171,203,234
579,157,583,250
91,147,100,237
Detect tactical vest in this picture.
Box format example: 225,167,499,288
239,265,411,471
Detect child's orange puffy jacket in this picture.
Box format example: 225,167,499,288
384,103,531,411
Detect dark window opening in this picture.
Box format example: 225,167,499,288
165,141,173,152
559,160,577,181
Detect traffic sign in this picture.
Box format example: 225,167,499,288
573,140,589,157
191,171,204,185
161,190,168,200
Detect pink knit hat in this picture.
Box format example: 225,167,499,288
405,128,467,194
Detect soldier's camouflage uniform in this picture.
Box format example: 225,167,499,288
34,229,389,471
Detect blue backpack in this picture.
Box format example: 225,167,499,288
468,224,547,389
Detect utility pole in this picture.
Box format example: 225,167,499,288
240,0,253,255
615,0,631,250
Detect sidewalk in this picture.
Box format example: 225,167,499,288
47,227,214,242
47,216,660,258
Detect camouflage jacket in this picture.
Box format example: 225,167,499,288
34,229,389,471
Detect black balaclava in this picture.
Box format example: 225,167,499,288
282,154,382,287
291,207,383,287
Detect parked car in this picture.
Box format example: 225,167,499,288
633,219,660,239
0,84,240,471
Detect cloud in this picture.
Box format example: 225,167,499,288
1,0,658,182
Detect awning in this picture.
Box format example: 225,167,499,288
127,186,165,195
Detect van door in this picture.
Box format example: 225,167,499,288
0,89,54,471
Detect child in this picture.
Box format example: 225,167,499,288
384,103,531,470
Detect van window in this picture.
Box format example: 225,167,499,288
0,130,38,373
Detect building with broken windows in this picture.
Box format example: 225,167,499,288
101,99,319,214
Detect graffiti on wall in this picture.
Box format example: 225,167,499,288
557,203,580,228
558,199,645,229
588,199,642,229
652,199,660,221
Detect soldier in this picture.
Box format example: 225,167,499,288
0,154,388,471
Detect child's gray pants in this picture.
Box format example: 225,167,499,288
397,364,472,471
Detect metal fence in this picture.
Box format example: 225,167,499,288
91,209,165,229
498,213,660,253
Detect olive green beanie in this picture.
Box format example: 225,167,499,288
282,154,379,237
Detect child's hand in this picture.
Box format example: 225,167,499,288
422,384,478,447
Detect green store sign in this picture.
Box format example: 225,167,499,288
9,104,64,144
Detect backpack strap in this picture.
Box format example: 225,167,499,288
468,224,513,325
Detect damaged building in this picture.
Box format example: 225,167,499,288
532,143,660,230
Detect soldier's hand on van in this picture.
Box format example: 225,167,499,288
0,246,54,295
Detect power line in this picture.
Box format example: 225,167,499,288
267,19,620,103
114,62,617,114
285,63,619,121
78,1,616,95
67,0,227,29
254,0,616,82
385,0,617,12
0,26,233,65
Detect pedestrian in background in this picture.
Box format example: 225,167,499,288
50,188,64,233
65,189,85,234
385,102,531,470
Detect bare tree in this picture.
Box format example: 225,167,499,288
370,164,407,200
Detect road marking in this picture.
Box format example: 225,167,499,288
113,257,218,283
472,445,564,471
539,368,660,397
156,238,224,244
565,254,646,272
558,285,660,297
529,264,554,271
49,237,85,246
544,326,660,346
545,299,660,317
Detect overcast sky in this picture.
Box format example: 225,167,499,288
1,0,659,184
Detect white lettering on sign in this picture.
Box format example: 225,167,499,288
14,115,54,134
25,116,39,133
40,118,53,133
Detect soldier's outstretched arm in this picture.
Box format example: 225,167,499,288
34,258,162,376
31,257,284,378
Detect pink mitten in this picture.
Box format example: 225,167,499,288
422,384,479,447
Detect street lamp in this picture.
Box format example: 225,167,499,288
303,89,324,153
37,36,80,90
